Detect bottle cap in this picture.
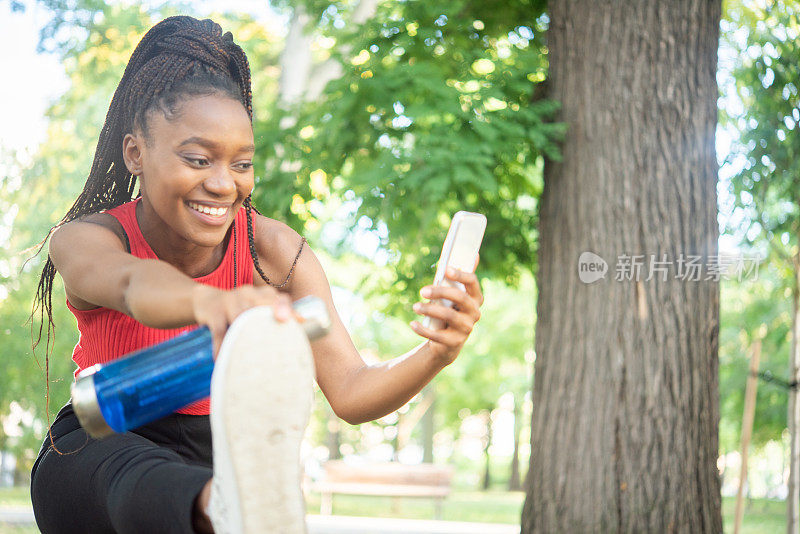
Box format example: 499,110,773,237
292,295,331,341
70,373,115,439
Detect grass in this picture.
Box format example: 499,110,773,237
0,488,28,507
722,496,785,534
0,487,37,534
0,486,790,532
0,526,38,534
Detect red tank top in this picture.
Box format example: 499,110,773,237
67,197,254,415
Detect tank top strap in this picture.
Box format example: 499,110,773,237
233,203,255,286
104,198,157,259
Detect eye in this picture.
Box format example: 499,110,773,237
235,161,254,171
184,156,210,167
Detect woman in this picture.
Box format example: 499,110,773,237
29,15,483,533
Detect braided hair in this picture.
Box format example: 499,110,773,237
31,16,304,452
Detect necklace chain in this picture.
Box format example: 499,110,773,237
233,217,238,289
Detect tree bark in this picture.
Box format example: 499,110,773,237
522,2,722,532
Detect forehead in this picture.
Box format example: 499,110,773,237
147,94,253,147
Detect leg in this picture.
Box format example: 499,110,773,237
31,407,212,534
207,306,315,533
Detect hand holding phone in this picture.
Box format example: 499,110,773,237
423,212,487,330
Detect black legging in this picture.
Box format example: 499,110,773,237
30,401,213,534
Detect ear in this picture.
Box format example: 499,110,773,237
122,133,144,176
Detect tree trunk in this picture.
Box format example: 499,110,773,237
278,0,379,109
326,407,342,461
482,409,493,491
509,393,523,491
788,265,800,534
734,340,761,534
305,0,379,101
273,1,380,182
0,428,5,486
421,385,435,464
392,413,402,462
278,6,314,110
522,2,723,532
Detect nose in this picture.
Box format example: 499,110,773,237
204,169,237,198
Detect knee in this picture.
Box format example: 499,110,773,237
105,448,191,534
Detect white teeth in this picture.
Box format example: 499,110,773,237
188,202,227,217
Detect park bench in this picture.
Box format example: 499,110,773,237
310,460,454,519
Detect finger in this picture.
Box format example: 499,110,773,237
223,294,251,324
207,318,229,361
413,301,473,333
445,267,483,305
249,286,289,321
409,319,460,345
273,292,293,322
421,285,480,316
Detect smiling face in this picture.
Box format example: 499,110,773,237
122,93,255,256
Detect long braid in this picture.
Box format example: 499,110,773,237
30,16,259,454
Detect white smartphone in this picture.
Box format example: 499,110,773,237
423,211,487,330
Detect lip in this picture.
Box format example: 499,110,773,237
185,201,231,226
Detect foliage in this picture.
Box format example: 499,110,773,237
719,0,800,450
718,267,792,452
723,0,800,259
255,0,563,318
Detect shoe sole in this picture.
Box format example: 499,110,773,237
210,306,315,534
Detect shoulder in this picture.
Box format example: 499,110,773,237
48,213,130,311
250,213,338,309
250,213,315,293
252,214,304,260
50,212,128,254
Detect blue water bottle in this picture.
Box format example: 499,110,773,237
70,296,330,438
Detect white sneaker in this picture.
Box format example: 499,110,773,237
207,306,315,534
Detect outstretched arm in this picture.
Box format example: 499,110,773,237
49,216,293,356
275,228,483,425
